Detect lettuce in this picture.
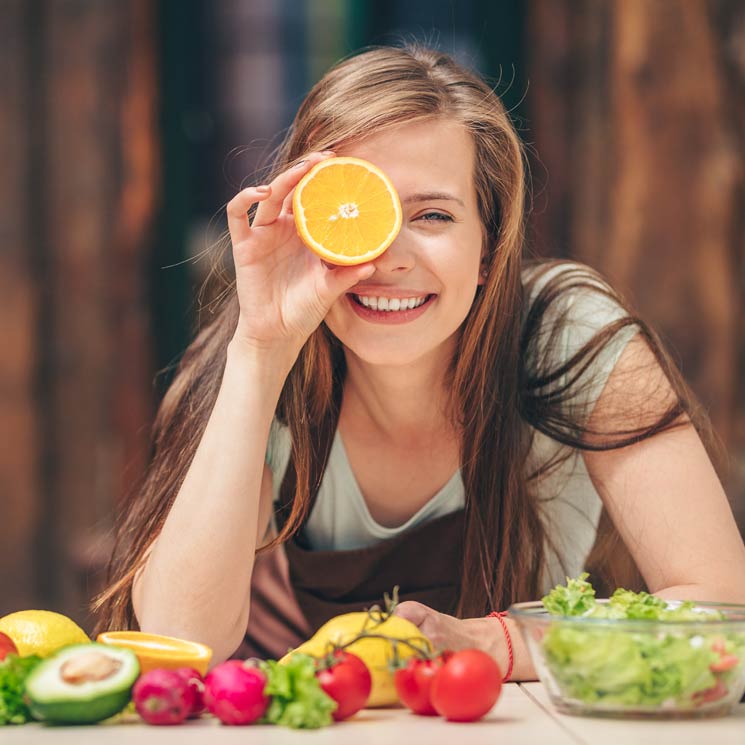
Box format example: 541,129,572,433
260,655,336,729
0,654,42,725
540,576,745,708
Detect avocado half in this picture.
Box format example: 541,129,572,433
25,643,140,724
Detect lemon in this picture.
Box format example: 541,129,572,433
281,611,431,707
0,610,90,658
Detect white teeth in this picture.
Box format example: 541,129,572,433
354,295,429,311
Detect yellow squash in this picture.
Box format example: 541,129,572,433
281,611,431,707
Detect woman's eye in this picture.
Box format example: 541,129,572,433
417,212,453,223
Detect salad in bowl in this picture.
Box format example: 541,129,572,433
509,574,745,718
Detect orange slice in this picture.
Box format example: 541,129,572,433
293,156,402,265
96,631,212,676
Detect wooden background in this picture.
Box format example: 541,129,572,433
1,0,743,629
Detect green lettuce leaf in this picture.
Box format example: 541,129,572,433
543,572,597,617
0,654,42,725
260,655,336,729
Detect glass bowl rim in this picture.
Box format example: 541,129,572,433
507,599,745,629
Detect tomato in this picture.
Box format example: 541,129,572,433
315,650,372,721
710,654,739,673
394,654,449,715
0,632,18,661
694,677,728,704
430,649,502,722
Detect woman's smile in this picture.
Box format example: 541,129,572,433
346,292,437,324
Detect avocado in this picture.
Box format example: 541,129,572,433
25,643,139,724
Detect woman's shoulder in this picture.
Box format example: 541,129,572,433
519,258,640,424
520,259,635,354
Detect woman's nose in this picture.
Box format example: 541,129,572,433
371,236,415,274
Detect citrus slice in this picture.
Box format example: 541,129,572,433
293,156,402,265
0,610,90,658
96,630,213,676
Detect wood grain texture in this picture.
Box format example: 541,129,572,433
526,0,745,531
0,0,157,626
0,0,41,614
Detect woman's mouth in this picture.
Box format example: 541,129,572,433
346,293,436,323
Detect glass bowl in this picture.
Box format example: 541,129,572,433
509,600,745,719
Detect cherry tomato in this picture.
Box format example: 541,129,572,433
315,650,372,721
710,654,739,673
694,677,728,704
430,649,502,722
0,632,18,661
394,654,449,715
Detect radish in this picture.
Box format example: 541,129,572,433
173,667,206,717
204,660,270,725
132,668,195,725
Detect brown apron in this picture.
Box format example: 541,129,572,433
236,436,465,660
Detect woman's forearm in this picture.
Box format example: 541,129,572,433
654,583,745,605
132,340,293,661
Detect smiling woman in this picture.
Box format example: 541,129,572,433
92,44,745,680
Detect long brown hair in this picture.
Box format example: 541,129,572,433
93,44,715,632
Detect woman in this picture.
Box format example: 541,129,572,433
93,45,745,680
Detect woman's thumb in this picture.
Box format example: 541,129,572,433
320,262,376,303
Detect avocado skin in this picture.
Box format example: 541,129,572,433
27,688,133,724
25,643,139,724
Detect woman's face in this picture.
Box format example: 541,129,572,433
324,118,485,368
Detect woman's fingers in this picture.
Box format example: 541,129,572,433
252,150,335,227
226,185,271,243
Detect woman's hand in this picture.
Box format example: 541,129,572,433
226,152,375,359
394,601,518,680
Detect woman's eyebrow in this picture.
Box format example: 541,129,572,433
402,191,465,207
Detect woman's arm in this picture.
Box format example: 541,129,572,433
132,151,374,664
582,334,745,603
132,342,291,663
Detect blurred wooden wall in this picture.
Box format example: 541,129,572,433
526,0,745,532
1,0,743,628
0,0,158,625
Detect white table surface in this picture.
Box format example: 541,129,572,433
4,683,744,744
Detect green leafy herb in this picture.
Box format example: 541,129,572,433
540,576,745,709
260,654,336,729
0,654,42,725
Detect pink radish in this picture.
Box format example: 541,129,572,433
173,667,206,717
204,660,270,725
132,668,195,725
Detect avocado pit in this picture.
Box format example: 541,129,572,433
60,650,123,685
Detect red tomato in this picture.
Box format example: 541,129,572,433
315,651,372,721
695,677,728,704
710,654,739,673
0,632,18,661
394,654,449,715
430,649,502,722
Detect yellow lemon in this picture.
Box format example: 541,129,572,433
0,610,90,658
281,611,431,707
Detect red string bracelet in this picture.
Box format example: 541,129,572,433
487,610,514,682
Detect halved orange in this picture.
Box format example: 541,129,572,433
293,156,402,265
96,631,213,675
